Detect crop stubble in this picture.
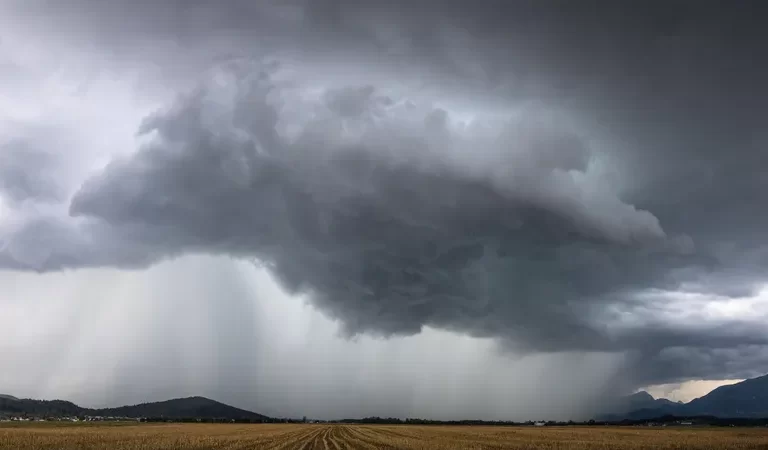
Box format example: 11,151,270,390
2,422,767,449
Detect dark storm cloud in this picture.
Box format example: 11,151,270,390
637,347,768,387
3,0,768,388
55,65,768,385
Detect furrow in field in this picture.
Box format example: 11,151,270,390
298,426,328,450
326,426,344,450
300,426,328,450
342,425,393,450
335,425,377,450
320,425,331,450
262,425,320,450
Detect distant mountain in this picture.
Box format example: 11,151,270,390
598,391,682,420
0,397,82,416
0,394,18,401
0,395,268,420
600,374,768,420
93,396,268,420
683,374,768,418
624,391,680,411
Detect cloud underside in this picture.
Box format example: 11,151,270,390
2,0,768,388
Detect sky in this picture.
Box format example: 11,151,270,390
1,0,767,421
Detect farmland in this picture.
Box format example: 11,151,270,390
1,422,767,449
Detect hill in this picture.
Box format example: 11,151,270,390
92,396,268,420
0,395,268,420
601,374,768,420
0,394,18,401
0,397,82,416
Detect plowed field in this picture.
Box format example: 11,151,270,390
2,422,767,449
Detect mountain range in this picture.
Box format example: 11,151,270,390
599,374,768,420
0,395,268,420
3,373,767,421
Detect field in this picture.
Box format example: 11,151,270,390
2,422,768,449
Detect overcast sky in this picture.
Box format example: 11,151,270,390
1,0,768,421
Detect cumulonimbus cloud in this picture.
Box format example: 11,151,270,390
3,0,768,389
2,61,765,388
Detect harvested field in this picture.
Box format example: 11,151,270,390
1,422,767,449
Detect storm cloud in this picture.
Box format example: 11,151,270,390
0,140,61,204
2,0,768,400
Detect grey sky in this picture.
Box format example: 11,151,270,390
1,0,768,420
